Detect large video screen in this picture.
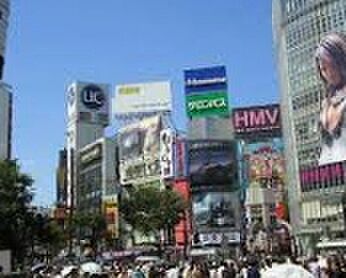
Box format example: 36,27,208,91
315,32,346,165
192,191,240,229
188,140,238,189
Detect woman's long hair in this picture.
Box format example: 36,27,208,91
316,32,346,97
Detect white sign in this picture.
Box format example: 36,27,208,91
160,129,175,179
114,81,172,114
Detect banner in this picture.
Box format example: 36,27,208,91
188,140,238,189
232,104,281,138
118,115,162,185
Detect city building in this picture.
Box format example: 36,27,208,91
0,82,11,160
66,81,110,210
273,0,346,253
0,0,11,160
0,0,10,79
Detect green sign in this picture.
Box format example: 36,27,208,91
186,91,229,118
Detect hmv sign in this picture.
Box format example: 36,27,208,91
81,84,105,110
232,104,281,137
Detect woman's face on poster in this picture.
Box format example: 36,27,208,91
319,54,342,87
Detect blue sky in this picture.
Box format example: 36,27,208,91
5,1,278,206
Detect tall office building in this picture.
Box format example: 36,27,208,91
66,81,110,210
0,0,10,79
0,0,11,160
273,0,346,252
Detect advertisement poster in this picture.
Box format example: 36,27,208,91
243,139,285,191
192,191,240,229
118,115,162,184
315,32,346,165
184,66,230,118
188,140,238,189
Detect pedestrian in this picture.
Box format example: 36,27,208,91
247,257,260,278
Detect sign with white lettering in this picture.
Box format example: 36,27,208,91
232,104,281,137
186,91,229,118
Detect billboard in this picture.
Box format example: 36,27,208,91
175,137,188,178
315,32,346,165
67,81,110,126
186,91,229,118
114,81,172,114
184,66,230,118
192,191,240,229
118,115,162,185
103,200,119,239
232,104,281,138
300,161,345,192
184,65,227,94
188,140,238,189
243,139,286,201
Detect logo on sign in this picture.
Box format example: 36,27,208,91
81,85,105,109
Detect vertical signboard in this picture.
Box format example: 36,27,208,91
160,129,175,180
184,66,230,118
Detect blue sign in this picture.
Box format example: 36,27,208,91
184,65,227,94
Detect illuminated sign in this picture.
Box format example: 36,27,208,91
233,104,281,137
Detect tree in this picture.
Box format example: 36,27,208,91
70,212,106,253
0,160,34,267
120,185,186,245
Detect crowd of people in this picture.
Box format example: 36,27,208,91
29,253,346,277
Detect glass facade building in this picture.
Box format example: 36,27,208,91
273,0,346,253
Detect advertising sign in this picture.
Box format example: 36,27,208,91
186,91,229,118
118,115,162,185
79,143,102,167
315,32,346,165
243,139,285,185
103,200,119,239
192,191,240,229
199,232,241,245
232,104,281,138
184,66,230,119
300,161,345,192
175,137,188,178
114,81,172,114
184,66,227,94
188,140,238,189
67,81,110,126
160,129,175,179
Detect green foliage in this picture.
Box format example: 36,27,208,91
120,185,186,238
0,160,34,266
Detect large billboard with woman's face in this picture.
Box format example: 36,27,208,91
188,140,239,190
316,32,346,165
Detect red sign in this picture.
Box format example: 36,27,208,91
233,104,281,136
300,161,345,192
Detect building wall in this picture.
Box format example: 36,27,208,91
273,0,346,251
0,82,11,160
